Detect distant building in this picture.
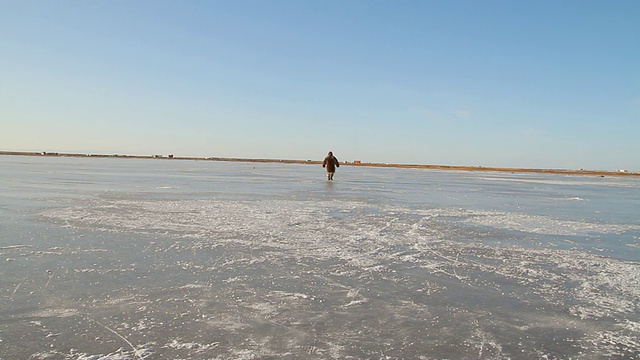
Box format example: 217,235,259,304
354,160,361,164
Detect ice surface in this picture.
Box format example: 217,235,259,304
1,157,639,359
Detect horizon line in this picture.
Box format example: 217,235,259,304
1,150,639,177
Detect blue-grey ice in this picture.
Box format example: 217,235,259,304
1,156,638,359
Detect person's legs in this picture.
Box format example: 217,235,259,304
327,172,334,180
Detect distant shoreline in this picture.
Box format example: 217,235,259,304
1,150,638,177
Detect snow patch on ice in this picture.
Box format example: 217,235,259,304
461,209,638,236
30,308,78,318
165,338,219,351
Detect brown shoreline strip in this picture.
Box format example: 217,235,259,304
1,151,638,177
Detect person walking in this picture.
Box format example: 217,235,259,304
322,151,340,180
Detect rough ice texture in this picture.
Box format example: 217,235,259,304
2,159,638,359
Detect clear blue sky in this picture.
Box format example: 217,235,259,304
2,1,639,170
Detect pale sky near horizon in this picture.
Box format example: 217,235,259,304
2,1,639,171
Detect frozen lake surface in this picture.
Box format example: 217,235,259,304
1,156,639,359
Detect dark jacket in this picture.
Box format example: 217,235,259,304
323,155,339,172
